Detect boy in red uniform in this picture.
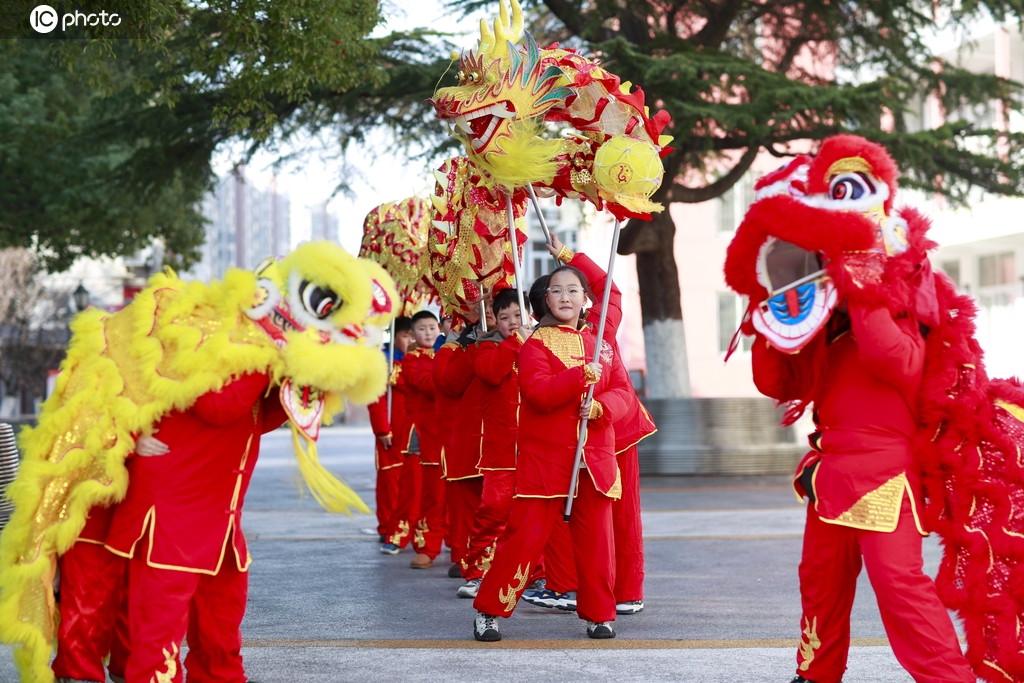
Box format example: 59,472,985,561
380,322,423,555
404,311,446,569
472,265,634,642
456,288,529,598
437,304,495,579
104,372,288,683
368,317,413,542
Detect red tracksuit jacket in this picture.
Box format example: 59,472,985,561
105,372,288,572
405,347,442,465
442,343,485,481
752,304,926,532
515,318,634,499
473,330,524,471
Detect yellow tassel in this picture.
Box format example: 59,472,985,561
474,119,561,189
290,424,371,515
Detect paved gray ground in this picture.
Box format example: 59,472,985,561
1,427,969,682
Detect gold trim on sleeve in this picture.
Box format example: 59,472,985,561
557,245,575,264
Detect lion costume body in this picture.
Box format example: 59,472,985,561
0,241,397,682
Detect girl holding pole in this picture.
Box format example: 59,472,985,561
471,264,633,642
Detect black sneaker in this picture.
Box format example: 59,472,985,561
448,562,463,578
380,543,400,555
586,621,615,639
379,533,386,543
616,600,644,614
473,612,501,642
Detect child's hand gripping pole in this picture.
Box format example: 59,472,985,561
564,218,622,521
504,189,532,328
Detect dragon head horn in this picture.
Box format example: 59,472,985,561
478,0,523,60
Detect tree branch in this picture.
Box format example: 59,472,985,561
670,144,760,203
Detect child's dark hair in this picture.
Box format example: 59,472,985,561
411,310,439,325
547,265,594,301
492,288,529,316
394,316,414,334
528,274,550,320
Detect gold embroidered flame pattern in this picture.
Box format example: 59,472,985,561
798,616,821,672
389,519,410,546
153,642,179,683
499,562,531,613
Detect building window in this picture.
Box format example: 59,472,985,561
716,171,757,234
718,292,753,354
979,252,1015,287
939,260,960,288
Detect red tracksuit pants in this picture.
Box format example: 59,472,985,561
448,477,483,570
384,455,422,548
412,463,447,559
52,541,130,682
474,474,616,624
126,538,248,683
543,446,644,602
462,470,515,580
797,496,974,683
375,461,402,536
612,445,644,602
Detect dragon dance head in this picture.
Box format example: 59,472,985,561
359,197,437,317
725,134,926,353
427,0,674,324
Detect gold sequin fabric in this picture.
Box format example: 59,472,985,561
532,326,585,370
830,473,908,532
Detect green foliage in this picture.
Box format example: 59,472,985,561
0,0,386,270
443,0,1024,206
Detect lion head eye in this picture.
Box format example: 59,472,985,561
299,280,341,320
829,173,873,201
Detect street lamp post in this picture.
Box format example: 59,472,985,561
72,282,90,312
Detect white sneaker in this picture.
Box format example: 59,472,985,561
457,577,482,598
616,600,644,614
473,612,501,641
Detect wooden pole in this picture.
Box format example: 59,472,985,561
564,218,621,521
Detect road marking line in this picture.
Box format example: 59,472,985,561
240,638,893,650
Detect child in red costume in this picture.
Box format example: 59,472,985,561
432,336,469,576
438,305,495,578
405,311,446,569
456,288,530,599
472,265,634,642
525,239,656,616
103,371,288,683
753,308,973,683
380,326,422,555
368,316,413,542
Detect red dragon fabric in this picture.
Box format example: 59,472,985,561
725,134,1024,682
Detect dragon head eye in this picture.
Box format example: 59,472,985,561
299,280,341,320
829,173,873,202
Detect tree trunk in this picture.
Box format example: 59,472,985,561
619,207,692,399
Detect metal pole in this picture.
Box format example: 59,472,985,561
504,190,531,327
526,184,553,246
386,317,395,422
478,299,489,333
564,218,621,521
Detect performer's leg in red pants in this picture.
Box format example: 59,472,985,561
612,445,644,602
474,475,616,624
541,520,577,594
449,477,483,574
462,470,515,580
384,455,422,548
797,496,973,683
52,541,128,682
413,463,448,559
375,462,402,537
125,538,248,683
